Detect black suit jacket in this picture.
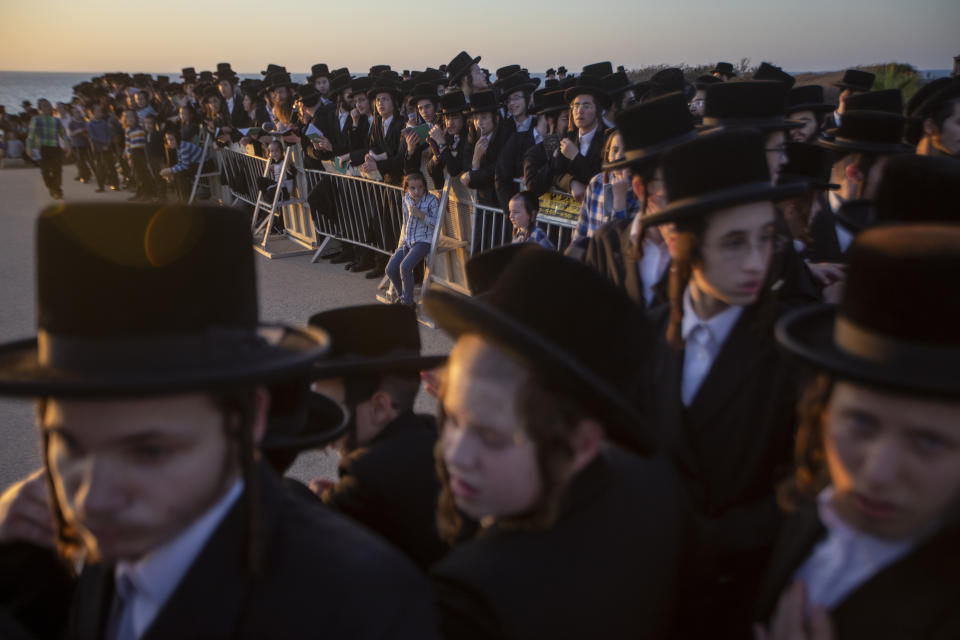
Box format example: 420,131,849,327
463,124,513,208
755,503,960,639
2,464,439,640
323,411,448,570
349,115,404,185
585,217,670,310
494,121,537,210
522,141,564,196
431,446,693,640
805,196,844,264
643,303,798,638
554,123,608,193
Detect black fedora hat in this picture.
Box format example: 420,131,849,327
415,68,444,87
0,203,330,397
701,80,803,131
328,70,354,96
410,82,440,104
557,66,568,75
446,51,481,87
368,64,391,78
712,62,737,77
582,61,614,78
603,92,700,171
493,64,522,86
776,224,960,394
753,62,796,89
307,63,329,82
694,74,723,90
261,63,286,76
467,90,500,114
180,67,197,81
497,71,539,100
261,377,349,453
602,71,645,99
563,76,611,109
366,77,401,102
834,69,875,92
349,76,374,95
643,67,689,101
844,88,905,115
216,63,237,82
642,129,809,227
439,90,469,115
530,88,569,115
295,85,323,109
200,85,223,103
777,141,839,191
266,71,294,91
908,77,958,118
818,109,913,154
545,68,556,77
308,305,446,378
423,250,657,454
785,84,835,114
465,244,544,295
198,70,216,84
873,154,960,226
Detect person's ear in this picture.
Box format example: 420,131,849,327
631,174,645,200
922,116,937,137
569,418,603,474
250,386,271,446
370,390,397,425
845,162,864,185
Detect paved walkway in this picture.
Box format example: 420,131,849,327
0,166,451,490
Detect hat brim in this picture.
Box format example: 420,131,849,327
786,103,836,115
498,82,540,102
641,180,810,227
0,325,329,397
563,87,612,110
602,129,704,171
817,134,915,155
776,305,960,394
423,290,654,454
700,116,805,131
312,354,446,379
833,82,871,91
261,390,349,452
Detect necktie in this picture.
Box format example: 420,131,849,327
682,324,713,406
106,572,138,640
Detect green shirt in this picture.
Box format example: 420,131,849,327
27,115,69,149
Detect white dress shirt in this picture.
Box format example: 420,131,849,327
514,115,532,133
338,110,349,132
680,286,743,406
110,480,244,639
225,96,235,115
381,115,393,138
578,125,598,157
828,191,854,253
630,214,671,306
793,487,918,610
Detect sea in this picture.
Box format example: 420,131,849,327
1,68,953,114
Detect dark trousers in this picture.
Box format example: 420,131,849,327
74,145,93,181
92,148,119,189
129,148,155,197
39,147,63,196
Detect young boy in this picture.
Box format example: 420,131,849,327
86,104,118,192
509,191,555,250
159,127,204,201
122,109,155,201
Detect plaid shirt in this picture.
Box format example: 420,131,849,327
571,172,642,243
400,191,440,245
513,226,556,250
27,114,69,149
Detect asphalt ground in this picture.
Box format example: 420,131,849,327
0,165,452,491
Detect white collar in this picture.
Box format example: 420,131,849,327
114,479,243,636
578,124,598,145
828,190,844,215
513,114,531,132
681,285,743,345
381,115,393,132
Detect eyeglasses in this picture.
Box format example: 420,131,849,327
571,102,596,112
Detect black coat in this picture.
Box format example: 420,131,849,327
755,503,960,639
350,115,404,185
431,446,693,640
494,119,537,209
1,464,440,640
322,410,448,570
428,134,466,185
554,123,608,193
462,123,513,208
585,217,670,310
642,303,798,638
522,141,563,197
804,196,845,264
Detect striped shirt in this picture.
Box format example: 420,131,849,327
125,127,146,154
27,115,69,149
171,141,204,173
401,191,440,245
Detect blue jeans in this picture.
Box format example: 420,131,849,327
386,242,431,304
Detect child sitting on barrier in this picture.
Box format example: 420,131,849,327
509,191,556,250
387,172,440,308
159,127,204,201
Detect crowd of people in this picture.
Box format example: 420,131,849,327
0,49,959,639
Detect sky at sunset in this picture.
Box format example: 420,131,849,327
3,0,957,74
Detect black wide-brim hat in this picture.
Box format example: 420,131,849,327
308,305,446,379
785,84,836,114
447,51,481,86
642,129,809,227
497,72,540,100
563,77,612,109
530,88,569,115
700,80,804,132
834,69,875,92
439,90,469,115
467,91,500,114
0,203,331,397
777,224,960,394
603,92,701,172
261,384,349,453
713,62,737,76
818,109,914,154
424,248,656,454
307,63,330,82
410,82,440,104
